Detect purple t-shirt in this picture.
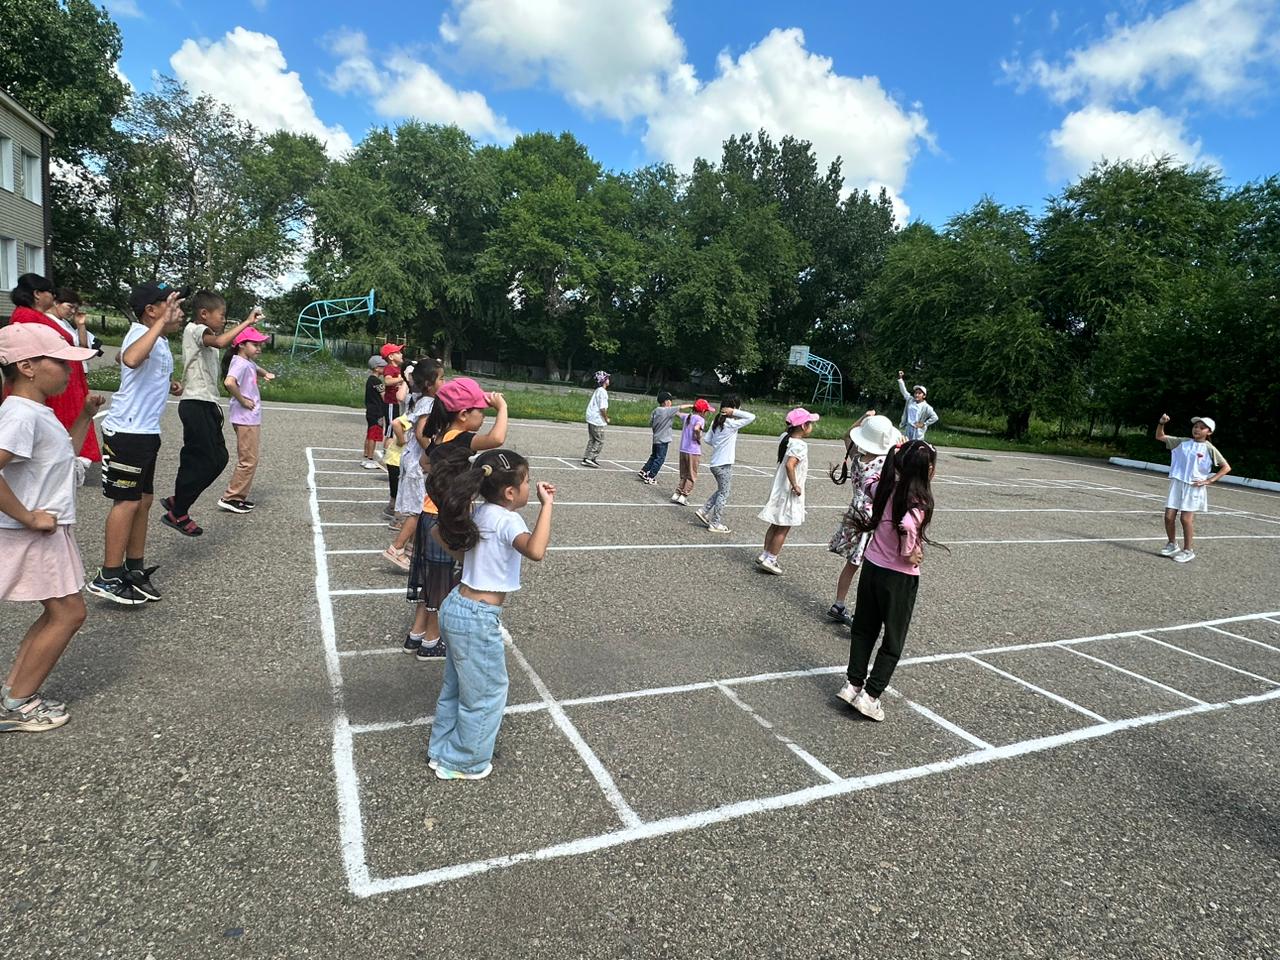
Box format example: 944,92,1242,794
678,413,705,455
227,355,261,426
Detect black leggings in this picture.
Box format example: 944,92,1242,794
845,560,920,698
172,400,229,515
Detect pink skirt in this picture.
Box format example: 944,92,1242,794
0,525,86,602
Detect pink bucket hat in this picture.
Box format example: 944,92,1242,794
435,377,489,412
0,323,97,365
232,327,269,345
785,407,820,428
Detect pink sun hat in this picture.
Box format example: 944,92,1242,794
232,327,269,345
785,407,821,428
0,323,97,365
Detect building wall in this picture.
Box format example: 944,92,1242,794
0,98,49,286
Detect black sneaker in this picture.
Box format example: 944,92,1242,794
126,566,162,602
826,603,852,626
241,499,256,510
415,638,447,662
86,570,148,606
402,634,423,655
581,458,598,468
217,497,251,514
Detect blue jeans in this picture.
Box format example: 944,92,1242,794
428,589,509,774
641,441,669,478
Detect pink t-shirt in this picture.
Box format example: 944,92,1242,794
861,480,925,576
227,355,261,426
678,413,705,455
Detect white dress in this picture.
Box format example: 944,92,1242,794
757,438,809,527
394,396,433,514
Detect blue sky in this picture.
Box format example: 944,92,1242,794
110,0,1280,225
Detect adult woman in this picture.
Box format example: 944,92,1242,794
8,274,101,463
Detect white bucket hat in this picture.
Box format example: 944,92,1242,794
849,415,903,456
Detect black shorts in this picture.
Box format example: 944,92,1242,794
101,429,162,501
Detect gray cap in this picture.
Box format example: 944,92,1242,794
368,356,388,370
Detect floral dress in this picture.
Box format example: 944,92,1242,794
827,453,887,565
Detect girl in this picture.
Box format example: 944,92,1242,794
404,377,508,660
582,370,610,467
383,411,411,528
695,395,755,534
383,360,444,572
0,323,101,732
837,439,941,723
429,448,555,780
670,397,712,506
825,412,901,625
756,407,820,575
896,370,938,441
217,327,274,514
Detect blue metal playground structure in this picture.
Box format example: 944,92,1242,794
290,289,383,358
788,345,843,407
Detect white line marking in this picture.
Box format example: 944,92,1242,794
964,655,1108,722
506,642,642,829
1265,617,1280,626
330,587,404,596
317,470,381,476
530,533,1280,553
318,499,388,504
321,522,392,527
883,689,994,749
1137,633,1279,686
713,683,840,783
350,701,548,735
1061,646,1206,704
1206,625,1280,654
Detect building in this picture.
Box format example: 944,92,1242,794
0,87,54,294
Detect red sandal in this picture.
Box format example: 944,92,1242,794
161,511,203,537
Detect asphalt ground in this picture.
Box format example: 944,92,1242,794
3,398,1280,959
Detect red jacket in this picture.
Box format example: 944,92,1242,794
6,305,102,462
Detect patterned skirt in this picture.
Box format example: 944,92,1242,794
407,513,461,610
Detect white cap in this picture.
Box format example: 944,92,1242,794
1191,416,1216,433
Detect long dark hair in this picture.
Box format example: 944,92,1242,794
435,448,529,551
830,433,859,485
10,273,52,308
854,439,943,549
408,357,444,399
710,394,740,435
777,424,806,463
422,393,458,449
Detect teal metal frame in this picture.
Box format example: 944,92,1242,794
291,289,382,358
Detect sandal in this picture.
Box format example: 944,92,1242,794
161,511,203,537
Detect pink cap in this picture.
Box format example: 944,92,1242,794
435,377,488,413
0,323,97,365
233,327,269,345
785,407,821,427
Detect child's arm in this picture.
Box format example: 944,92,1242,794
204,307,262,349
732,409,757,428
255,364,276,382
1155,413,1170,442
68,395,105,453
223,370,255,411
513,482,555,561
122,293,180,369
785,455,802,495
0,452,56,532
1195,448,1231,487
920,403,939,428
471,392,509,451
392,418,410,445
601,393,610,425
897,372,911,402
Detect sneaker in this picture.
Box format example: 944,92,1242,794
694,507,711,527
675,494,688,506
0,696,70,733
1,689,65,715
427,756,439,770
670,493,682,503
217,497,252,514
241,499,256,511
1159,542,1179,557
86,569,148,606
402,634,424,655
1173,549,1196,564
582,458,599,468
434,763,492,781
836,681,862,706
381,505,396,520
590,458,602,467
756,556,783,576
126,565,162,602
383,546,411,572
851,690,885,722
360,458,380,470
644,476,658,486
637,471,649,481
827,603,852,626
416,638,447,662
707,522,731,534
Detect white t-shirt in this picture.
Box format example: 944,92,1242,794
181,322,221,402
102,323,174,435
46,312,99,375
0,397,78,528
461,501,530,593
1165,436,1224,484
585,387,609,426
703,410,757,467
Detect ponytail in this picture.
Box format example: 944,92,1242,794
435,448,530,551
711,394,740,435
829,434,858,485
777,425,802,463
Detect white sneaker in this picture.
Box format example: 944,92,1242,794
707,522,731,534
694,507,711,527
1173,549,1196,564
836,681,862,706
756,556,783,575
435,763,493,781
851,690,885,722
1159,542,1179,557
676,494,688,506
360,458,380,470
670,493,682,503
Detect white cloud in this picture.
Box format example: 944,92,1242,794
326,31,517,143
170,27,353,157
1011,0,1278,104
1048,103,1214,179
250,0,268,10
439,0,685,119
643,28,931,222
106,0,143,19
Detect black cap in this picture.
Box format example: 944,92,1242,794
656,390,672,404
128,281,189,316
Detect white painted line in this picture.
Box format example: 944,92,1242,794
1264,617,1280,626
320,522,392,527
506,642,642,829
318,499,388,504
316,486,387,491
317,470,381,476
964,655,1108,723
884,688,993,750
328,549,386,556
1061,646,1206,704
1137,633,1279,686
1206,625,1280,654
330,587,403,596
350,701,548,735
714,683,840,784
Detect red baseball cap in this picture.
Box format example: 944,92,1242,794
693,398,712,413
379,343,404,360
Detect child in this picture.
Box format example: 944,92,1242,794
162,294,261,535
582,370,610,467
404,377,509,660
756,407,820,575
837,439,941,722
1155,414,1231,563
695,395,756,533
380,343,406,442
383,360,443,572
87,284,186,606
826,412,900,625
671,398,712,505
217,327,274,514
362,356,387,469
640,393,691,484
0,324,101,732
897,370,938,441
428,448,555,780
383,411,410,526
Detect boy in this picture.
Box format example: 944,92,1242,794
87,283,186,605
638,391,692,484
1155,414,1231,564
161,293,261,535
380,343,405,434
362,356,387,469
582,370,610,467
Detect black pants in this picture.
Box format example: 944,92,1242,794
846,560,920,698
387,464,401,502
172,400,229,516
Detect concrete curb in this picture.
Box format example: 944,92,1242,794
1108,457,1280,493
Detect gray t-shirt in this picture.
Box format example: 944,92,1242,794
650,406,680,443
181,322,221,403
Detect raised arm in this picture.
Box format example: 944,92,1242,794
897,373,911,402
471,392,509,451
513,483,555,561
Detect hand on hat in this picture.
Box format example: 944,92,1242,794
485,391,506,410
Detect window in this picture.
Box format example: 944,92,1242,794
21,149,40,204
0,238,16,291
0,137,13,191
23,243,44,276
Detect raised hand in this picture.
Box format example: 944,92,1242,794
536,481,556,504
